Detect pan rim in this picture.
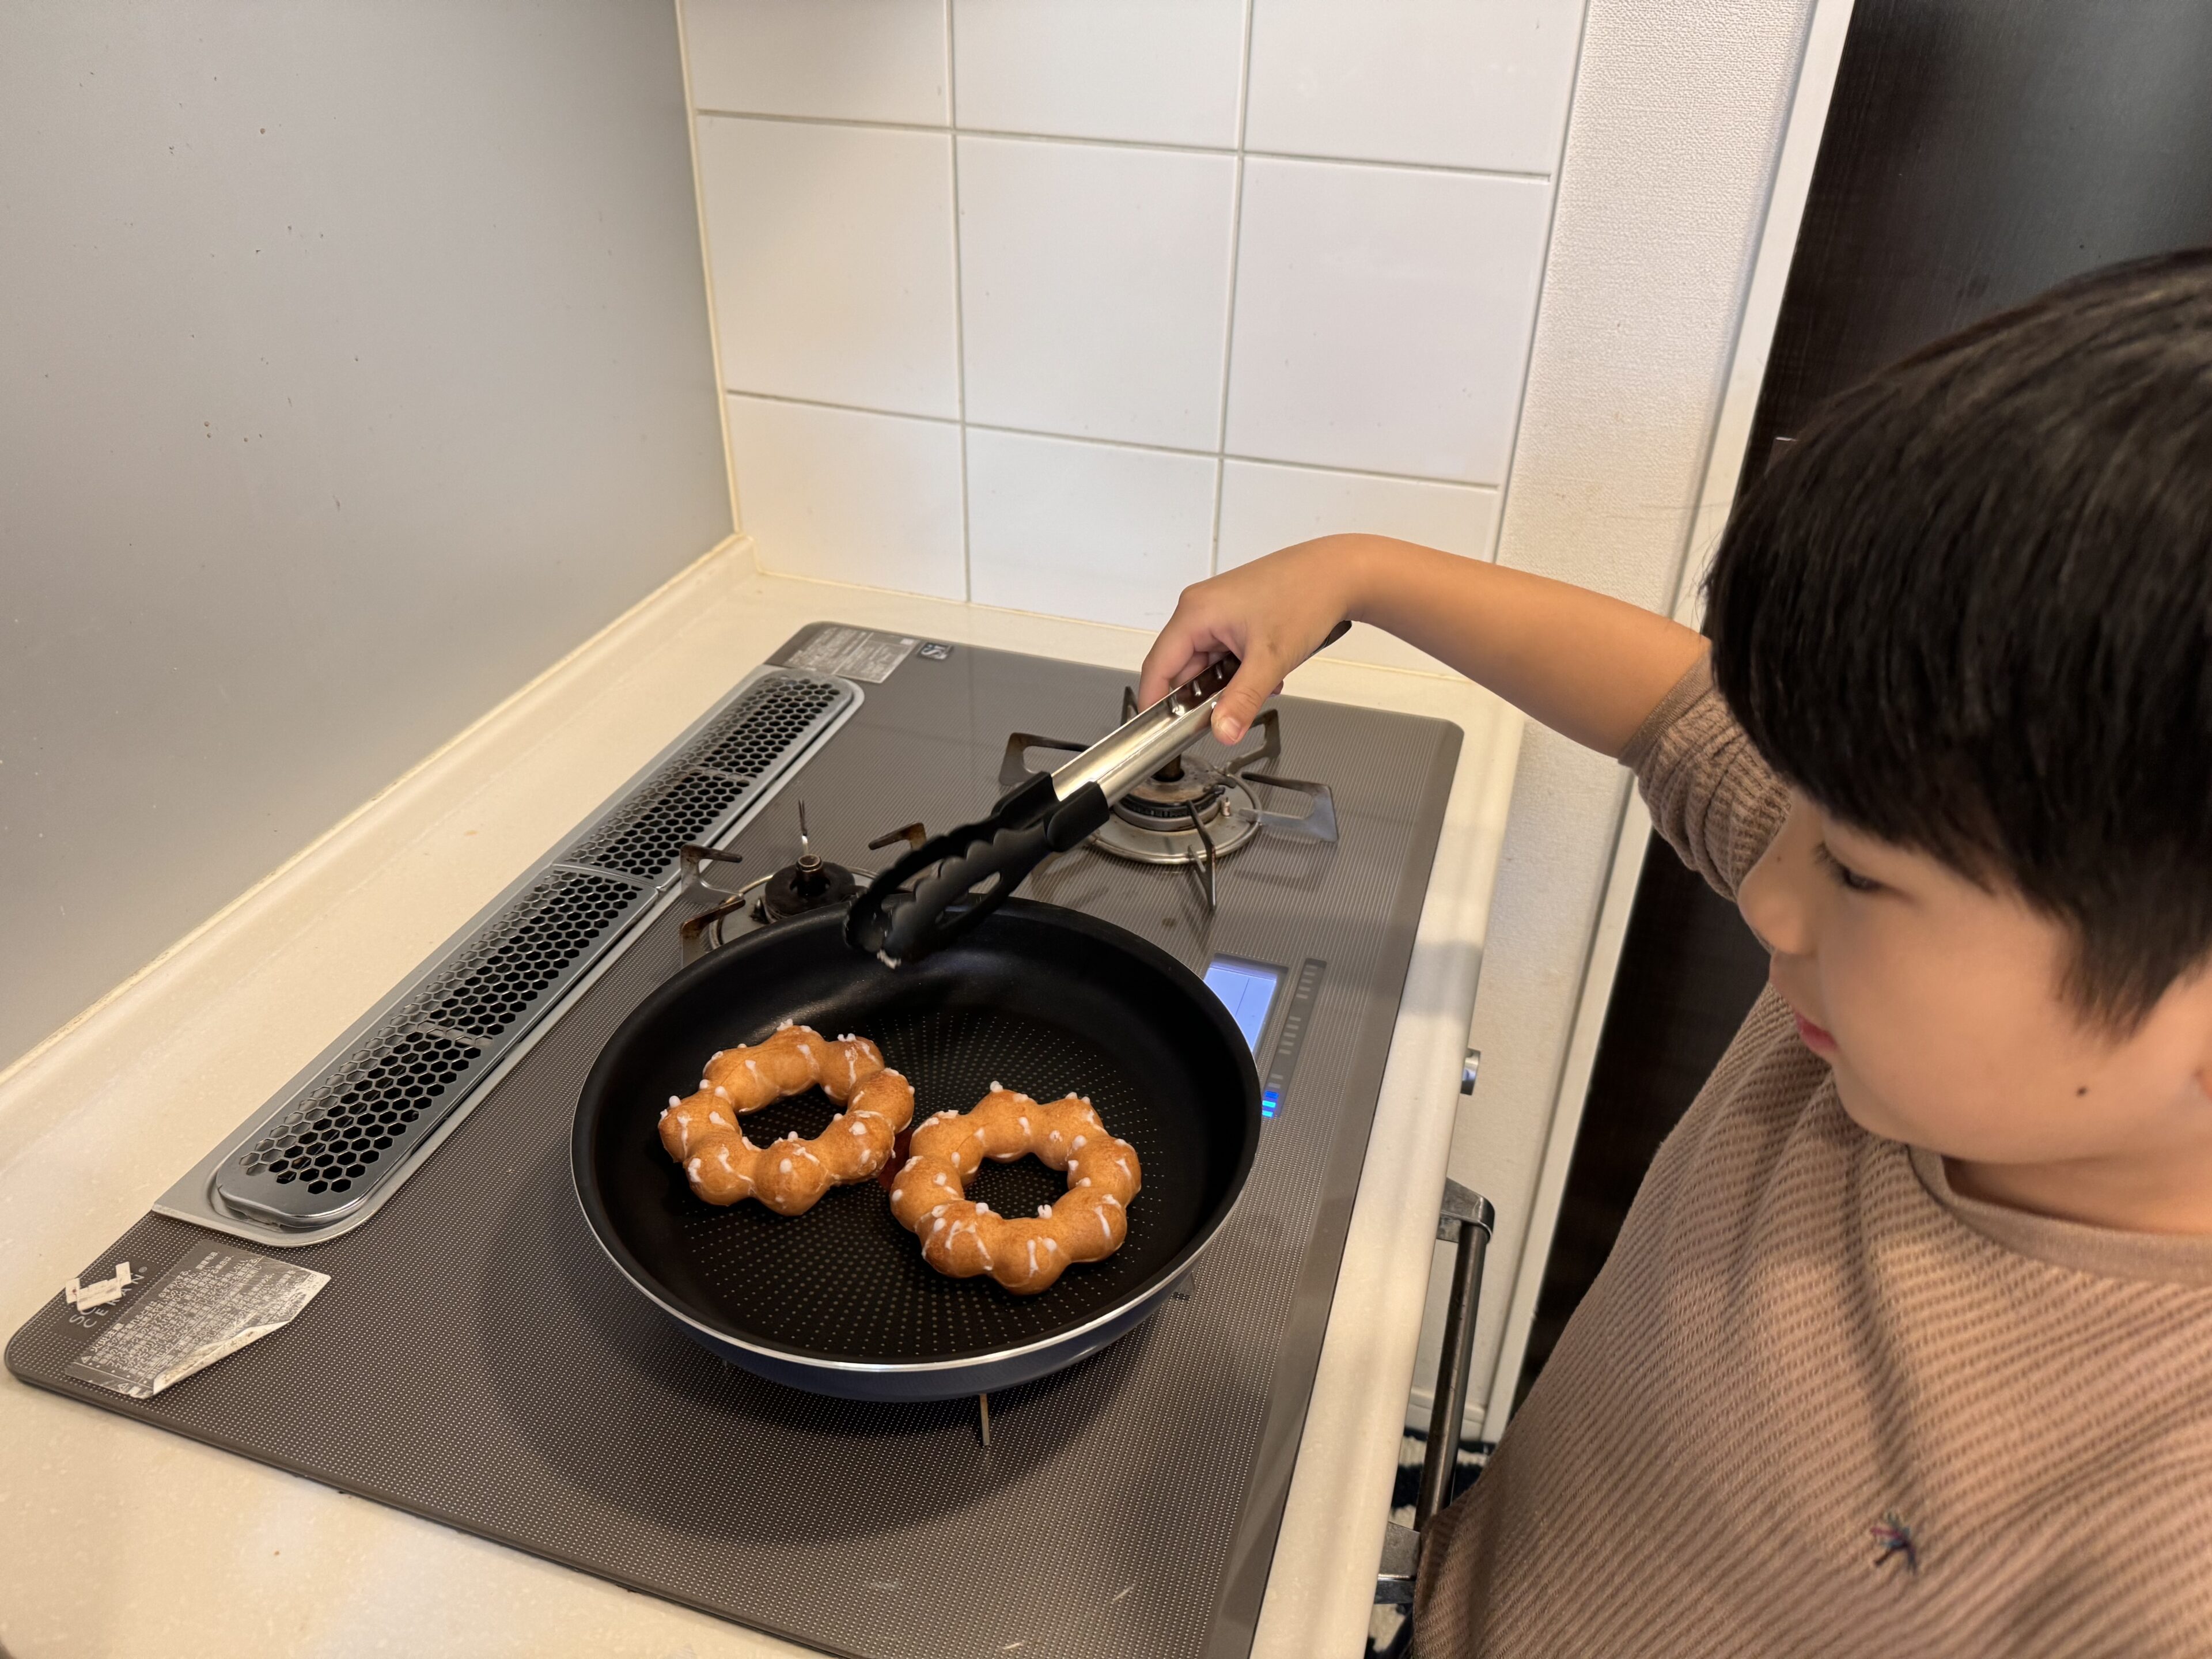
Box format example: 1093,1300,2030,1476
570,899,1261,1378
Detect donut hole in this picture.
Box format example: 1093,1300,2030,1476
728,1086,842,1148
965,1154,1069,1219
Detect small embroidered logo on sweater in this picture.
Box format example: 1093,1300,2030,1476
1870,1512,1919,1574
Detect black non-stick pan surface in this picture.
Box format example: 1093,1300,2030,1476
573,898,1260,1399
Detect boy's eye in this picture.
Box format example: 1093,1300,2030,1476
1814,841,1881,893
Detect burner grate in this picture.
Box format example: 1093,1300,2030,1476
207,668,858,1235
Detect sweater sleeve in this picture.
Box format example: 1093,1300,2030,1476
1616,650,1790,900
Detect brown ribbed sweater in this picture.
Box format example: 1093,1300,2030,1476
1414,656,2212,1657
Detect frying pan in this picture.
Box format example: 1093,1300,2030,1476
572,900,1260,1400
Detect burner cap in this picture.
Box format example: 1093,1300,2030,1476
757,855,859,923
1092,778,1264,866
1115,768,1227,827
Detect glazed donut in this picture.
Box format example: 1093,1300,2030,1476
888,1084,1143,1295
657,1022,915,1214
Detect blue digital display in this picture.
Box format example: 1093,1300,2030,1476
1203,956,1284,1055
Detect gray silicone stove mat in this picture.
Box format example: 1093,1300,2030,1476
9,631,1459,1659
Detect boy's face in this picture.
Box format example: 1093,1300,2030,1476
1737,794,2212,1209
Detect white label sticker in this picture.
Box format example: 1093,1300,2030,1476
785,626,918,684
67,1247,329,1399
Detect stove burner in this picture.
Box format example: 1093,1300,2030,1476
757,853,859,922
998,698,1338,912
755,801,858,922
677,802,881,961
1096,771,1264,863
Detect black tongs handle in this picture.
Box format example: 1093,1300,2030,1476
844,772,1110,963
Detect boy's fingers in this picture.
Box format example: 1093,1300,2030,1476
1137,650,1207,709
1211,657,1280,745
1138,631,1211,707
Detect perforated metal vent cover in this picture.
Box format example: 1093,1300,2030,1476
569,675,845,882
209,669,855,1233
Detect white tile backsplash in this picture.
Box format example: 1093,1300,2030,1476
1215,457,1498,671
684,1,1587,651
1225,158,1551,484
728,395,967,598
1245,0,1584,174
958,136,1236,449
967,429,1216,628
1217,458,1499,567
698,118,960,419
683,0,950,126
952,0,1247,147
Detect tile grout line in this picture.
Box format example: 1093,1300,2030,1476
1209,0,1260,577
944,1,974,602
1485,3,1596,565
692,105,1553,185
724,387,1508,492
675,14,744,551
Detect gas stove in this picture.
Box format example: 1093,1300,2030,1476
680,690,1340,962
10,622,1461,1659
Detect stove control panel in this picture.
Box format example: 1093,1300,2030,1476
1203,953,1325,1120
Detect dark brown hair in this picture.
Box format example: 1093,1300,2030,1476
1708,249,2212,1028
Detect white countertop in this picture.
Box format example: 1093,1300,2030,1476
0,541,1520,1659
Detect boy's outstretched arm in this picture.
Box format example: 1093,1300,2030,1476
1138,535,1707,756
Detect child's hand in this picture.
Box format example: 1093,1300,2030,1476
1138,540,1364,745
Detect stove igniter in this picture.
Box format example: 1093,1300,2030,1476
756,801,860,923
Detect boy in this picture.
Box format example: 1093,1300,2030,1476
1139,252,2212,1654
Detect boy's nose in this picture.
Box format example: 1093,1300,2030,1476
1738,807,1820,959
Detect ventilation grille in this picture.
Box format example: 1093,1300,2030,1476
213,668,857,1230
568,675,846,882
227,868,640,1208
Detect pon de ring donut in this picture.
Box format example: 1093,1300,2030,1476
658,1022,915,1214
889,1085,1143,1294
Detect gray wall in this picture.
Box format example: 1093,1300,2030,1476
1,3,733,1067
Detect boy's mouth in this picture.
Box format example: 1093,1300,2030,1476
1792,1010,1838,1055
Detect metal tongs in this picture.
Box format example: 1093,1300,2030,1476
845,623,1347,963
